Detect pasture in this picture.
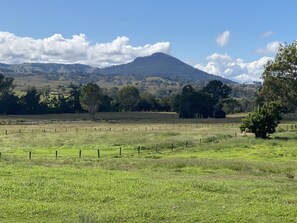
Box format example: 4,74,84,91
0,112,297,222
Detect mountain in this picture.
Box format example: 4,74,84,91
101,52,232,83
0,52,234,83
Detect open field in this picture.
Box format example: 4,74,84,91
1,112,297,222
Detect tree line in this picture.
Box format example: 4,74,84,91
1,74,248,119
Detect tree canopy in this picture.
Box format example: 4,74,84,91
260,41,297,111
175,81,231,118
240,102,282,138
79,83,102,120
118,85,140,111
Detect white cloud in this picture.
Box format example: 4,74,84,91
256,41,282,54
0,31,171,67
260,31,273,38
216,30,230,47
195,53,272,83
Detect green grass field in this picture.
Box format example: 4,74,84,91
0,113,297,222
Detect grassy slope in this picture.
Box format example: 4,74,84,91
0,113,297,222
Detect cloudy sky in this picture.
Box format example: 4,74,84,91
1,0,297,82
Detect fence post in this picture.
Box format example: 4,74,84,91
97,149,100,158
138,146,140,154
55,151,58,159
186,141,188,148
120,147,122,156
0,152,1,158
171,143,174,151
29,151,31,160
79,150,82,158
5,130,7,135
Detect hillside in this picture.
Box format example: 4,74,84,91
100,52,232,83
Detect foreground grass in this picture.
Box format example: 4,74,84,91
0,113,297,222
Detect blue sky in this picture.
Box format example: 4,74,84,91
0,0,296,82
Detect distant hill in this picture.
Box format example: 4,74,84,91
101,52,232,83
0,52,234,84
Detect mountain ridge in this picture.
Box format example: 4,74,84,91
0,52,234,83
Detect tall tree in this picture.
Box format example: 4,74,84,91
260,41,297,111
118,85,140,111
80,83,102,120
138,92,157,111
0,73,19,114
69,83,83,113
203,80,232,101
0,73,14,95
20,86,43,114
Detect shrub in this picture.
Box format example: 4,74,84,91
240,102,282,138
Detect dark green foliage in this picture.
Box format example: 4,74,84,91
80,83,102,120
203,80,232,101
240,102,282,138
260,41,297,111
98,95,116,112
0,73,19,114
20,87,44,114
138,92,158,111
0,73,14,95
176,81,232,119
118,85,140,111
213,109,226,118
68,83,84,113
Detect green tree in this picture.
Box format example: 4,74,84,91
118,85,140,111
0,73,20,114
260,41,297,111
0,73,14,95
69,83,83,113
203,80,232,101
240,102,282,138
80,83,102,120
20,86,44,114
178,85,216,118
138,92,157,111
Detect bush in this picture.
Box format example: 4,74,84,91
240,102,282,138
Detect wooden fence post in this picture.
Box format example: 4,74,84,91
97,149,100,158
5,130,7,135
79,150,82,158
29,151,32,160
119,147,122,156
55,151,58,159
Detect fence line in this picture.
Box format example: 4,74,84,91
1,123,247,135
0,133,248,161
